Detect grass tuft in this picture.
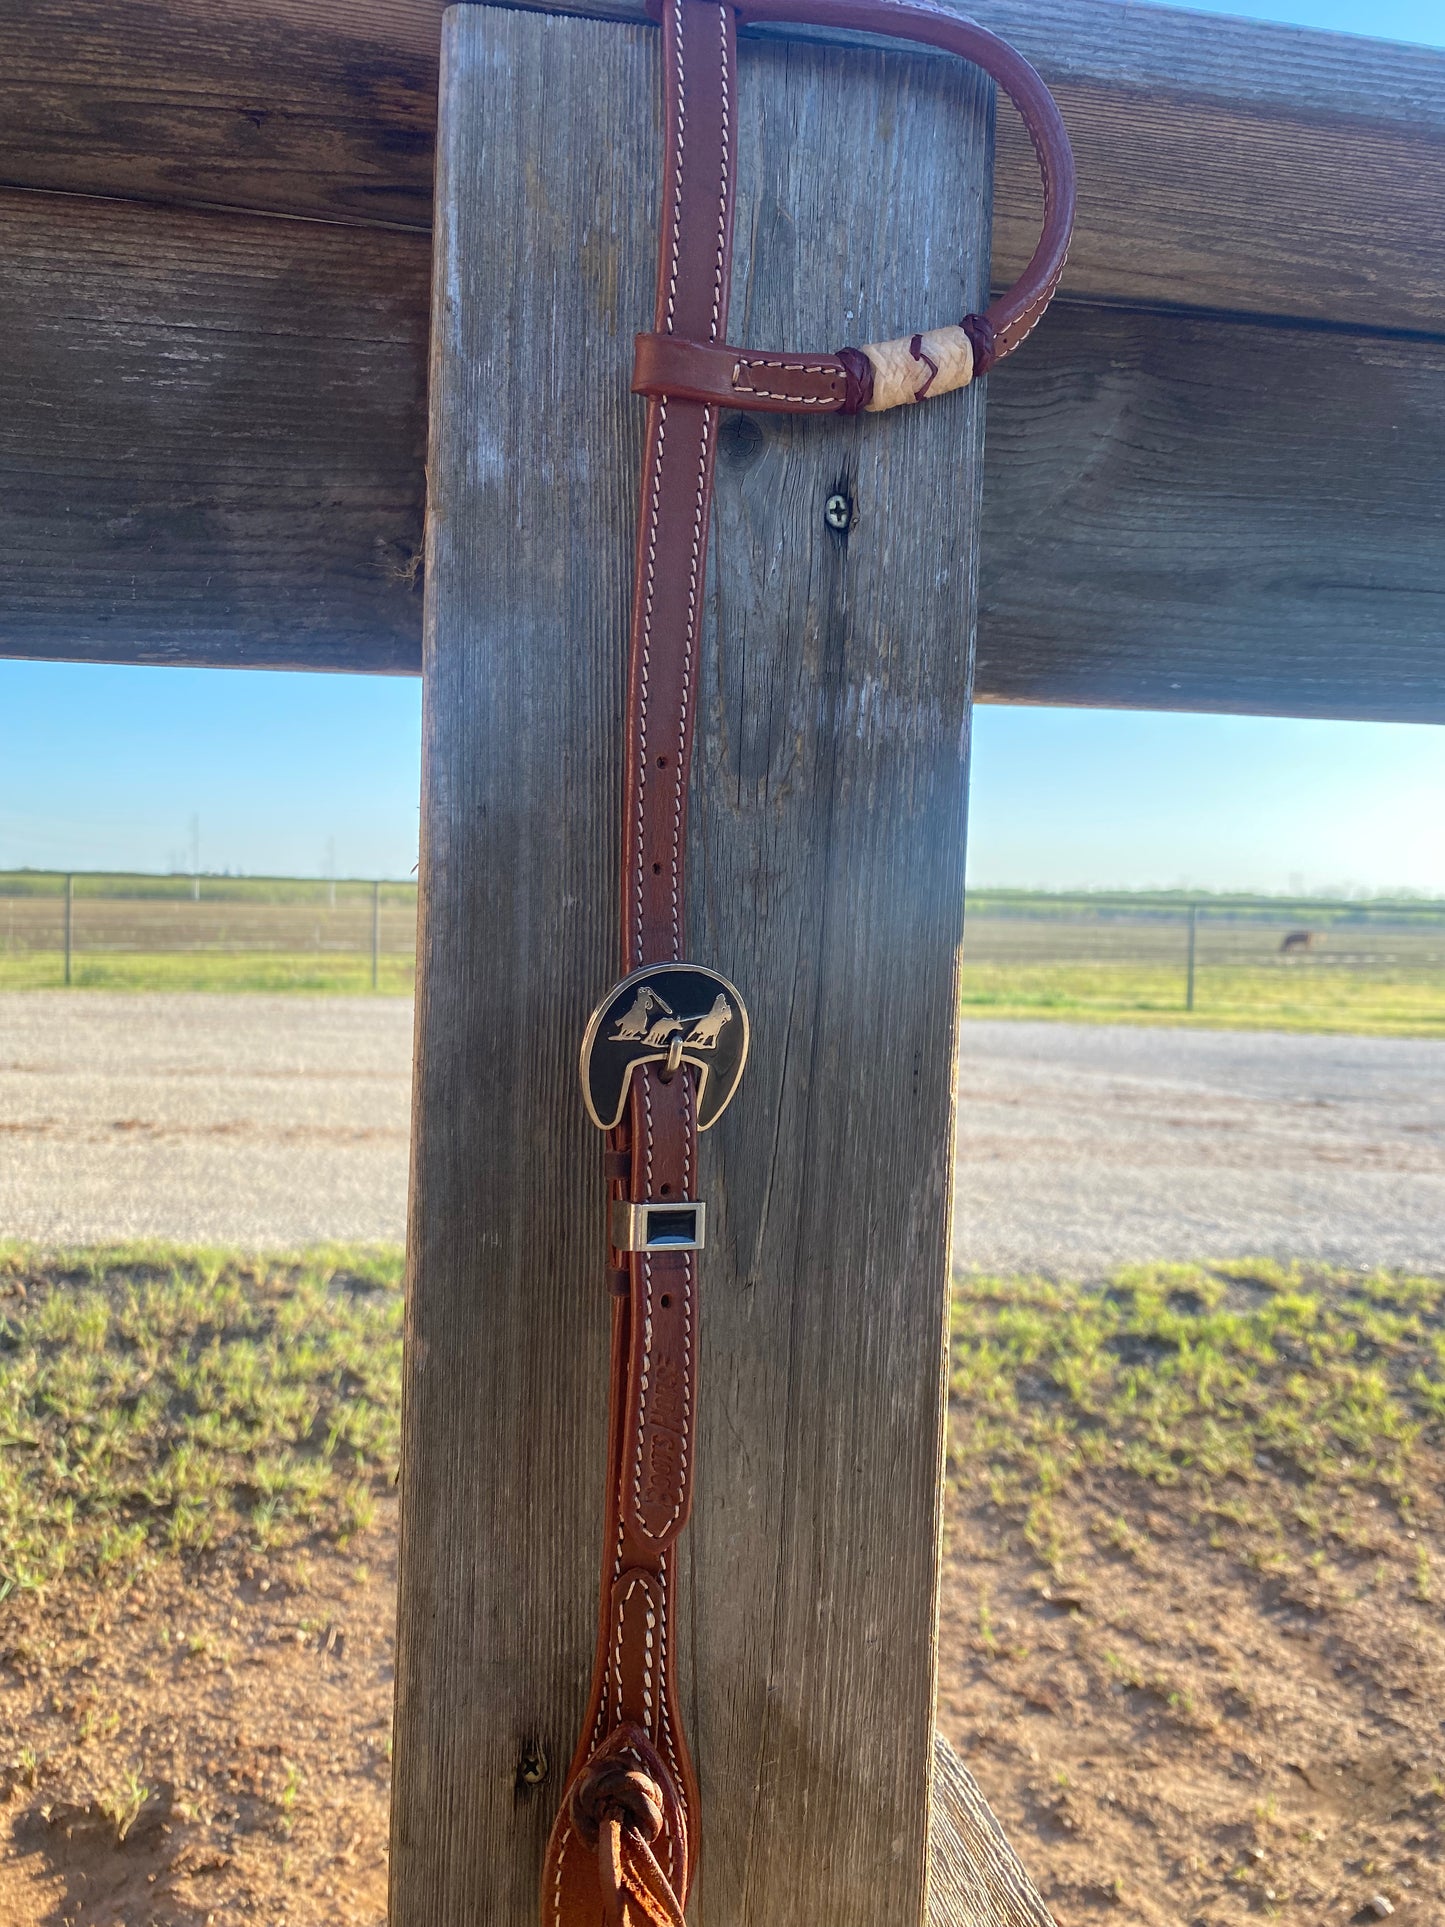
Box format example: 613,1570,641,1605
951,1260,1445,1571
0,1243,403,1596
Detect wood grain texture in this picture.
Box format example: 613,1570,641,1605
0,0,443,229
393,15,669,1922
927,1734,1053,1927
3,0,1444,330
685,28,990,1920
977,304,1445,721
968,0,1445,333
394,8,990,1923
0,188,426,669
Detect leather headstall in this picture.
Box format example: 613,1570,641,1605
544,4,1075,1922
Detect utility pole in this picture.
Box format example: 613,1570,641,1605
63,873,73,986
190,815,201,902
371,879,381,991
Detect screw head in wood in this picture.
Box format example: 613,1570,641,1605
824,492,853,532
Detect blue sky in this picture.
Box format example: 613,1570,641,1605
1149,0,1441,41
0,663,423,881
0,0,1439,895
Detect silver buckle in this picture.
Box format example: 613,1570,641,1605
580,963,749,1132
611,1199,706,1253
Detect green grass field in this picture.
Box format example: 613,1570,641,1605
951,1258,1445,1574
1,951,1434,1026
0,951,416,994
960,895,1445,1034
4,875,1443,1033
0,872,417,994
0,1245,404,1597
959,960,1445,1036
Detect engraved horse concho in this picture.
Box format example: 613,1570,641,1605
580,963,749,1131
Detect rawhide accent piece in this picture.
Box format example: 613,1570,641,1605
863,324,974,410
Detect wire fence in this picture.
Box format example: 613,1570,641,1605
0,872,419,991
3,874,1443,1027
961,890,1445,1029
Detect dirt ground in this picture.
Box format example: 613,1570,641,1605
937,1468,1445,1926
0,1515,396,1927
3,1467,1441,1927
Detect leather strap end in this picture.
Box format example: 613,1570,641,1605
633,332,847,413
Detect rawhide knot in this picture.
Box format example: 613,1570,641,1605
569,1724,669,1847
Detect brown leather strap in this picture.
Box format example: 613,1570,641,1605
634,0,1077,414
545,6,1074,1921
544,1,736,1918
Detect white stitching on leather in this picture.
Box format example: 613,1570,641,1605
643,1073,654,1195
656,1553,685,1881
731,356,839,406
665,0,685,332
590,1507,627,1753
664,2,729,958
672,407,710,956
736,357,835,374
631,1245,690,1540
612,1570,653,1729
637,0,689,965
550,1817,568,1924
643,1590,657,1730
635,405,666,965
630,1076,691,1542
711,3,729,346
631,1079,662,1531
563,8,721,1908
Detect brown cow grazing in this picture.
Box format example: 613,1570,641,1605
1280,930,1320,954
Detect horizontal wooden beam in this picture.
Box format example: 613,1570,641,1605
1,185,1441,720
1,0,443,233
3,0,1444,333
977,0,1445,336
977,306,1445,722
0,188,426,671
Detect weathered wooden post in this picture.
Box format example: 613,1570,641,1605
393,5,996,1919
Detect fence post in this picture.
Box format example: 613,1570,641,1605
1185,900,1197,1010
391,10,993,1923
63,872,73,986
371,879,381,991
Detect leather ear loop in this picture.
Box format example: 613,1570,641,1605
744,0,1075,369
632,0,1076,413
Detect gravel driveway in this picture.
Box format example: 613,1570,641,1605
0,993,412,1247
954,1021,1445,1274
1,995,1441,1269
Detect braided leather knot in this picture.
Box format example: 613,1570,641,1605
571,1761,665,1847
960,311,998,376
565,1726,688,1927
